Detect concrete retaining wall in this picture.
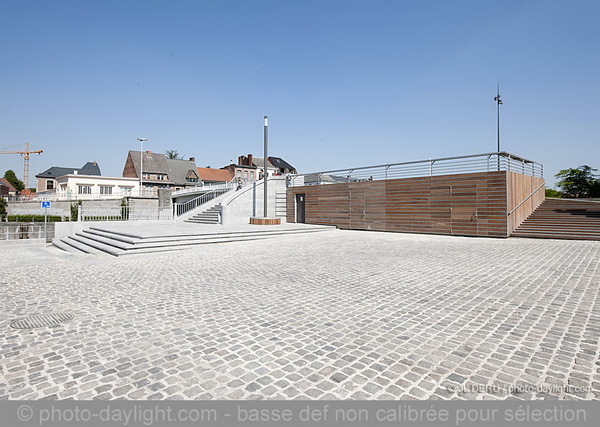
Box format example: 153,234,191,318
221,177,287,225
7,199,124,218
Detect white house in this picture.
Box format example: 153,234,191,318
55,174,140,200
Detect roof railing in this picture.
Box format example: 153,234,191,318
289,152,543,187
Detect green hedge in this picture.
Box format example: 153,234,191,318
7,215,65,222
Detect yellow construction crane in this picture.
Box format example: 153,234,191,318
0,142,43,190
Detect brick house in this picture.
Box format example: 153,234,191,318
122,151,200,191
0,178,17,197
224,154,296,183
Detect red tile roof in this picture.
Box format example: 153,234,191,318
196,167,233,182
0,178,16,192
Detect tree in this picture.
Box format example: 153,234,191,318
70,200,81,222
545,188,562,198
165,150,184,160
3,170,24,192
0,197,7,220
590,180,600,198
555,165,598,198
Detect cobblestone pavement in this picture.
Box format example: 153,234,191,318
1,230,599,400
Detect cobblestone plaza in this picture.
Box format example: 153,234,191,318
1,230,599,400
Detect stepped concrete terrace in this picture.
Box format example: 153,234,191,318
53,221,334,257
512,199,600,241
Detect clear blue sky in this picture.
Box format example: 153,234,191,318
1,0,598,187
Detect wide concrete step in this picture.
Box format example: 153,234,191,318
69,234,125,256
515,227,600,237
533,213,600,216
522,222,600,227
52,238,87,256
512,198,600,241
512,231,600,241
88,224,331,241
56,224,335,256
529,219,600,224
185,219,219,224
73,233,194,256
516,222,600,228
184,204,222,224
186,216,219,221
522,222,600,228
63,236,111,256
528,215,600,219
81,228,329,250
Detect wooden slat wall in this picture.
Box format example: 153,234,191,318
287,171,515,237
506,172,545,234
287,171,544,237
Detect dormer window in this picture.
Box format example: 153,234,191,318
185,170,199,183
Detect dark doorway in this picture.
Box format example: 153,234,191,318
296,193,306,223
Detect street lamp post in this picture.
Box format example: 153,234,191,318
137,138,147,196
249,116,280,225
263,116,268,218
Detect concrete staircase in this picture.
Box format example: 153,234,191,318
184,204,221,224
52,223,334,257
512,199,600,241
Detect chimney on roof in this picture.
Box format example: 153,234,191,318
238,156,243,165
189,157,195,162
146,150,151,154
248,154,253,166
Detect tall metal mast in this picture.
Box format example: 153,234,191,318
493,83,503,153
263,116,268,218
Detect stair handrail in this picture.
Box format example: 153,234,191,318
508,182,546,216
175,186,233,217
171,179,237,197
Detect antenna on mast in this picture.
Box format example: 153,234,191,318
493,82,503,153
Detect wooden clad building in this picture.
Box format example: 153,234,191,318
286,160,544,238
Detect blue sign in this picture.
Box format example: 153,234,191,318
41,201,51,209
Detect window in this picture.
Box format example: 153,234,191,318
119,186,132,195
144,173,168,181
46,180,54,190
78,185,91,194
100,186,113,195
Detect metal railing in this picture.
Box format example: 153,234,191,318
174,187,234,217
289,152,543,186
79,205,173,221
10,188,161,202
0,223,45,241
171,181,236,197
508,182,546,216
